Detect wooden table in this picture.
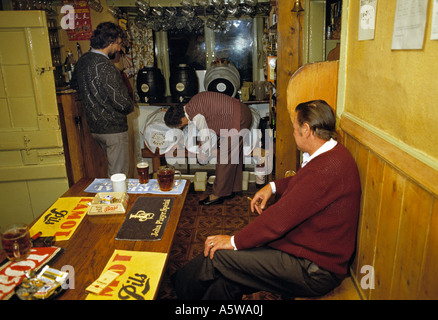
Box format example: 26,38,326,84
3,178,190,300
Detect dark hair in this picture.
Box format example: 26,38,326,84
90,22,124,49
295,100,337,141
164,105,186,127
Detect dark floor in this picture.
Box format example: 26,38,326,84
156,183,282,300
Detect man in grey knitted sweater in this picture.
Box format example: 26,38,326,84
71,22,133,177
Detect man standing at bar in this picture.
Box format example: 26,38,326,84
71,22,133,177
172,100,361,299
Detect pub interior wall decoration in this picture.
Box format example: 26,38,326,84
391,0,428,50
127,18,155,102
431,0,438,40
63,0,93,41
359,0,377,41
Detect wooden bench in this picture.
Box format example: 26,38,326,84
295,277,361,300
246,276,361,300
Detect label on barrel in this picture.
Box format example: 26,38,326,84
151,132,165,146
176,82,185,92
141,83,150,93
216,83,226,92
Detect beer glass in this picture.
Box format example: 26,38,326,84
137,162,149,184
1,223,31,262
157,165,181,191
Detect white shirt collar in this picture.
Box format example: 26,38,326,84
91,48,109,59
183,105,191,122
301,138,338,168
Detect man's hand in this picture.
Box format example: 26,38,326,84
250,184,273,215
204,235,233,259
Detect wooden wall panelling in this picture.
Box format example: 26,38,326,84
341,116,438,196
57,93,86,185
390,182,432,299
371,165,405,300
341,116,438,300
343,134,370,282
354,149,384,298
57,93,108,185
418,198,438,299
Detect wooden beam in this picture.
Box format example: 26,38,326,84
275,0,303,178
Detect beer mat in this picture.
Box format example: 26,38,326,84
0,246,63,300
29,197,93,241
86,250,167,300
85,178,187,195
115,197,175,241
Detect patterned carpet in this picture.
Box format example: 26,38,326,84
156,184,282,300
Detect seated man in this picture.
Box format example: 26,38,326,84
171,100,361,299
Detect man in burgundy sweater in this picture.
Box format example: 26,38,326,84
172,100,361,299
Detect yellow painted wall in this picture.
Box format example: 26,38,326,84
339,0,438,170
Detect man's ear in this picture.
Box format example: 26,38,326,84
179,116,188,128
302,122,311,137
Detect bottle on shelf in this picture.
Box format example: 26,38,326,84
64,57,70,85
255,156,266,188
64,48,76,85
267,36,277,83
76,42,82,58
270,92,277,141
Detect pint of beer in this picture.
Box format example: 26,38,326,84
1,223,31,262
137,162,149,184
157,165,181,191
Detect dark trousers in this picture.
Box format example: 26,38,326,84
212,104,253,197
171,247,342,300
92,131,129,177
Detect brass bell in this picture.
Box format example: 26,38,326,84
291,0,304,12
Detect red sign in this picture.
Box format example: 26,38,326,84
0,246,61,300
64,0,93,41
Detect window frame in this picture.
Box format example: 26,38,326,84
155,16,266,98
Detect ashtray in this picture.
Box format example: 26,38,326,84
88,192,129,215
15,265,68,300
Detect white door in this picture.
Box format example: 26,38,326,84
0,11,68,228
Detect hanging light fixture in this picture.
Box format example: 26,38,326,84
291,0,304,13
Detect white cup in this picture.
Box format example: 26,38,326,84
111,173,127,192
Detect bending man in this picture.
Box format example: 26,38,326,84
164,91,253,205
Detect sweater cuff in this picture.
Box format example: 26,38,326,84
230,236,238,250
270,181,276,194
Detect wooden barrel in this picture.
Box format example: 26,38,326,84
170,64,199,103
136,66,165,103
204,61,240,97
